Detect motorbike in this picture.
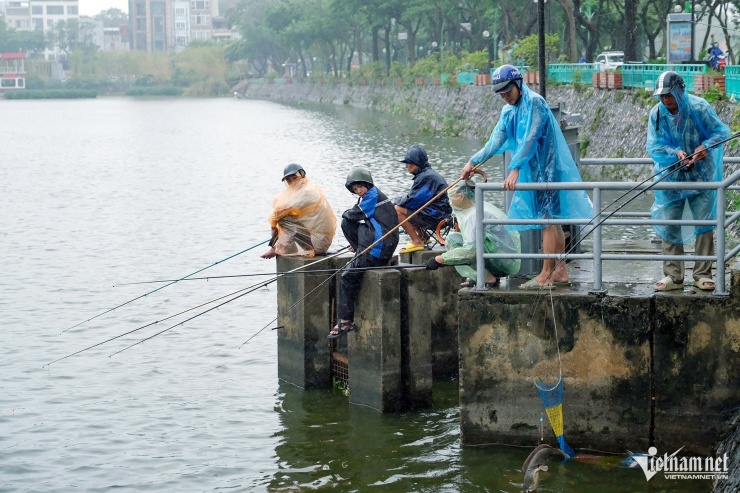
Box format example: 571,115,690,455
709,53,727,72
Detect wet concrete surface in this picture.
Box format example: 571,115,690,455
473,240,730,297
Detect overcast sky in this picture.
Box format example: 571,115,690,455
79,0,129,17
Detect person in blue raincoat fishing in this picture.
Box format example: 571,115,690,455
647,71,730,292
425,180,521,287
460,64,592,289
394,144,452,254
328,167,399,339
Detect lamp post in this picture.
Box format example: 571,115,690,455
483,30,492,67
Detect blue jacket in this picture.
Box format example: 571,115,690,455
342,186,399,259
395,166,452,220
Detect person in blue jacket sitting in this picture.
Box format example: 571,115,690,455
328,167,399,339
393,144,452,253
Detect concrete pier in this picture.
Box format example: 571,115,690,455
276,250,459,412
275,244,740,454
457,257,740,455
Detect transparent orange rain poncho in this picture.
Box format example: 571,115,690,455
268,176,337,257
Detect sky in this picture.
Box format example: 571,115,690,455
79,0,129,17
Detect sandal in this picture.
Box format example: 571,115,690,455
693,278,715,291
520,277,554,290
399,242,425,254
654,276,683,292
460,278,499,288
327,321,357,339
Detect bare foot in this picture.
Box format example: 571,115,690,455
260,247,276,259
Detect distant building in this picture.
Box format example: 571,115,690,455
128,0,223,52
0,0,80,61
0,52,26,90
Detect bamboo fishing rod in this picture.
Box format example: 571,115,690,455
61,238,271,333
47,246,352,364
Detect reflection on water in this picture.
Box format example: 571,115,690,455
0,98,704,493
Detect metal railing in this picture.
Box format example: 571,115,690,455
473,159,740,295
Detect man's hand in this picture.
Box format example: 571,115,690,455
690,144,708,164
461,161,475,180
676,149,693,172
502,169,520,190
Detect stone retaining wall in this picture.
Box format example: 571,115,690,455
241,80,738,169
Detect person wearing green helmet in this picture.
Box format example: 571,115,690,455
261,163,336,259
328,167,399,339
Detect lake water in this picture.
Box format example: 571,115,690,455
0,97,704,492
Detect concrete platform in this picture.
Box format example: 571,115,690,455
457,239,740,455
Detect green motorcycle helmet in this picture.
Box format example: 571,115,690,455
345,167,374,192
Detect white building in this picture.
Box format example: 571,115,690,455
172,0,189,51
0,0,79,60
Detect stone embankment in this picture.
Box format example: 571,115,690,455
241,79,739,170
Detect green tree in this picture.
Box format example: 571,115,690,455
513,33,560,67
95,8,129,28
0,22,47,54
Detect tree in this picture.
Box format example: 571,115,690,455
95,8,129,28
0,22,46,54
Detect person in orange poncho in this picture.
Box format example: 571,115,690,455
261,163,337,259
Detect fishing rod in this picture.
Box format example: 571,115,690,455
356,163,487,257
546,131,740,282
116,264,426,285
46,276,275,366
523,132,740,323
239,260,342,347
61,238,271,334
47,246,351,365
104,246,352,358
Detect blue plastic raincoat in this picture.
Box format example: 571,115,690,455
470,84,592,230
646,86,730,244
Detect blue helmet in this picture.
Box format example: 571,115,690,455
399,144,429,168
491,64,523,93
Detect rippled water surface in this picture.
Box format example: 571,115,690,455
1,97,705,492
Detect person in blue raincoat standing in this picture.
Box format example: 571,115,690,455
460,64,592,289
647,71,730,292
394,144,452,254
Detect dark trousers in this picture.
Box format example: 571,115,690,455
337,218,391,321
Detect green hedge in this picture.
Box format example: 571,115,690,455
125,86,184,96
4,89,97,99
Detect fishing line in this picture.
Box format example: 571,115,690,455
61,238,271,334
47,246,351,365
525,131,740,326
239,262,341,347
116,263,425,285
105,246,352,358
46,276,276,366
356,163,487,257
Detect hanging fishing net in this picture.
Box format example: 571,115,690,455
535,376,576,458
268,177,337,257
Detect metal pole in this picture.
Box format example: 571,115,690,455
717,181,727,294
592,187,603,291
690,0,695,61
538,0,546,98
475,185,486,289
